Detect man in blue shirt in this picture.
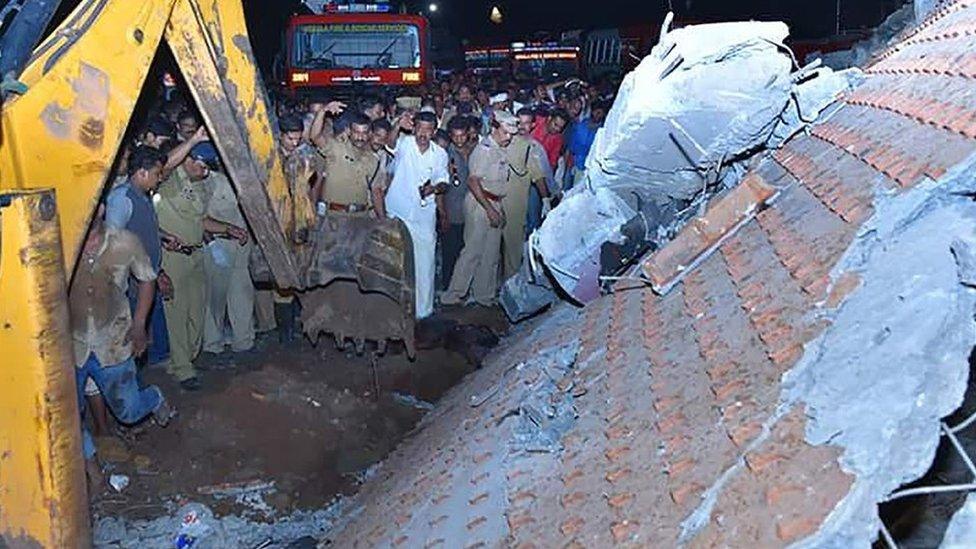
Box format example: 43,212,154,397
105,146,173,367
564,100,609,190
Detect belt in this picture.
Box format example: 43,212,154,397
326,202,370,213
483,190,504,202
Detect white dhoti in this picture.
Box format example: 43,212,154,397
398,216,436,319
384,136,450,320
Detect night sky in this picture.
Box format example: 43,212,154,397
241,0,907,73
28,0,909,77
403,0,906,40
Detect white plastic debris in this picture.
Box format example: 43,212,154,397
391,391,435,411
109,474,130,493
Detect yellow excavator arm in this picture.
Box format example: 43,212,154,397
0,0,300,545
2,0,300,286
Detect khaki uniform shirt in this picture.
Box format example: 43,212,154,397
506,135,547,191
317,138,380,206
156,167,206,246
70,228,157,367
204,171,245,228
469,136,511,198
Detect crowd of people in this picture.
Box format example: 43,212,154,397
70,69,618,487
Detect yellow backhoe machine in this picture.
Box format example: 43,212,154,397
0,0,414,545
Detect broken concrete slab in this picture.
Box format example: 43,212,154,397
916,0,944,21
533,187,633,303
783,167,976,546
584,20,793,202
503,15,861,317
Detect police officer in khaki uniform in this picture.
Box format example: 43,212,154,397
501,128,549,279
442,111,519,306
313,112,382,217
203,161,254,354
157,143,247,390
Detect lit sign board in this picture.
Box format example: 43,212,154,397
324,2,393,13
464,48,511,58
301,23,412,33
402,71,421,82
513,52,578,61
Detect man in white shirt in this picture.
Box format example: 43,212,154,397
383,111,450,319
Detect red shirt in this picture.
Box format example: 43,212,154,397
531,115,564,169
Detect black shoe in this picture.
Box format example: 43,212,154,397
179,377,201,391
275,302,297,343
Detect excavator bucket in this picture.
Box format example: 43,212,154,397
301,214,417,358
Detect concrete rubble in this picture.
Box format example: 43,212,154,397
94,498,347,548
916,0,946,20
326,151,976,546
502,15,863,321
782,164,976,546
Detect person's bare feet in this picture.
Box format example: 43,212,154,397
153,398,177,427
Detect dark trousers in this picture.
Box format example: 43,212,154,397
440,223,465,291
128,288,169,366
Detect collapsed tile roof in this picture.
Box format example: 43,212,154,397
327,2,976,546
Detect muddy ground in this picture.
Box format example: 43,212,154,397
88,306,507,524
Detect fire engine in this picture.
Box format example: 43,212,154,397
280,1,431,96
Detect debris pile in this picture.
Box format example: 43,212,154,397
502,15,863,320
94,500,347,548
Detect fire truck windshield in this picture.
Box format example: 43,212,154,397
293,23,422,70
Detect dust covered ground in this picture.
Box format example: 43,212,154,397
88,306,507,530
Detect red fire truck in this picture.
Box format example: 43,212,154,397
280,2,430,96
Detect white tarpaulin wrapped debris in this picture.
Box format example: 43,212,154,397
503,15,863,318
584,20,793,201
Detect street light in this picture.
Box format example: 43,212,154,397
428,2,438,13
490,6,503,24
